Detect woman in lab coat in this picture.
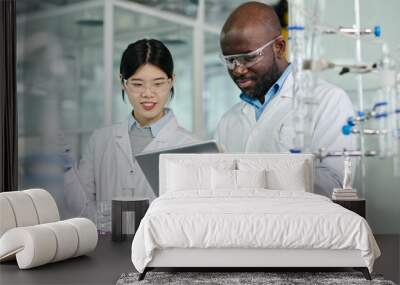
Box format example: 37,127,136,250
64,39,196,226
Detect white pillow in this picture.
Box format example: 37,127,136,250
236,169,268,189
167,163,211,192
267,167,306,191
211,169,268,190
212,168,236,190
238,159,309,192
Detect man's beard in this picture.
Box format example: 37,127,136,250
244,57,281,100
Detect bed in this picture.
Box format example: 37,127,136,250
131,153,380,280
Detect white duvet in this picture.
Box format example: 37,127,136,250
131,190,380,273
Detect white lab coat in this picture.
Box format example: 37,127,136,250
64,112,196,220
215,73,357,197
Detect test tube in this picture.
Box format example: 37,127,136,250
321,25,381,38
288,0,307,153
374,99,391,159
394,65,400,176
288,0,323,153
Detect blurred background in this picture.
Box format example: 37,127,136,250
17,0,399,233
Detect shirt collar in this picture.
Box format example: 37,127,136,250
128,108,173,137
240,63,292,108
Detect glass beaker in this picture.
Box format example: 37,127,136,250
96,200,111,235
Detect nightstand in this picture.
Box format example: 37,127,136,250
332,199,366,218
111,197,149,242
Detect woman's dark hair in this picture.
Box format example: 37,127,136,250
120,39,174,101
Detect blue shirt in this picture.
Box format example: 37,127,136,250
240,64,292,121
128,108,173,137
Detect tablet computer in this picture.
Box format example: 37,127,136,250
135,140,222,196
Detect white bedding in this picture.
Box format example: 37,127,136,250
131,190,380,273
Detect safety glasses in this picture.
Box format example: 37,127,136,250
123,78,172,94
220,35,282,70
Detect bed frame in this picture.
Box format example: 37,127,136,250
139,248,371,280
137,154,372,281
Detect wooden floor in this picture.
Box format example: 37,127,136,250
0,234,398,284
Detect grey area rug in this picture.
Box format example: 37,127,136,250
116,271,396,285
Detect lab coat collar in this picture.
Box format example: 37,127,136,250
279,72,293,98
128,108,173,137
145,110,179,148
114,110,180,162
115,120,134,166
240,102,256,123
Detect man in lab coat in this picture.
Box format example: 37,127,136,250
214,2,356,197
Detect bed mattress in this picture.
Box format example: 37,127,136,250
131,190,380,273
